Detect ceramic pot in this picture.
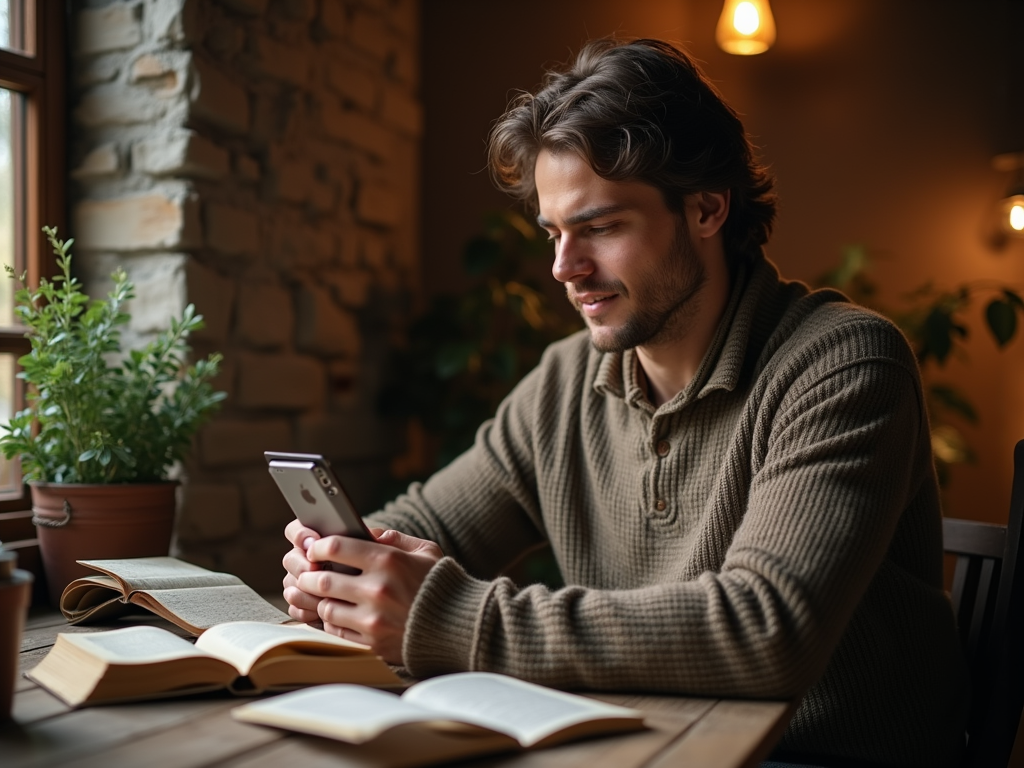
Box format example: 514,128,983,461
31,482,178,606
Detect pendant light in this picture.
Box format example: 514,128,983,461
993,153,1024,239
716,0,777,56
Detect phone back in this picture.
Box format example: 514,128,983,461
267,458,370,539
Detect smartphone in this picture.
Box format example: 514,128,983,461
265,451,372,573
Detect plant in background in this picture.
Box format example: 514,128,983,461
817,245,1024,486
379,212,580,588
0,226,226,484
381,210,582,474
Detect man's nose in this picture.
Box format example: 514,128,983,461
551,237,594,285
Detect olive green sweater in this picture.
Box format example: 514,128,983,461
369,259,970,767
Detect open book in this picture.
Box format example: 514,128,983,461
232,673,646,766
60,557,291,635
27,622,403,707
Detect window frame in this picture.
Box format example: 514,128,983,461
0,0,65,517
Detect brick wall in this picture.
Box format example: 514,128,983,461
68,0,421,591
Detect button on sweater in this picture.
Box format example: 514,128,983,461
369,258,970,767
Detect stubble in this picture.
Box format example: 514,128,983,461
570,219,708,353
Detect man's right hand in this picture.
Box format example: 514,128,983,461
282,518,327,627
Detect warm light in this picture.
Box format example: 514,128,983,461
716,0,777,56
992,154,1024,241
1000,193,1024,237
1011,203,1024,232
733,3,760,35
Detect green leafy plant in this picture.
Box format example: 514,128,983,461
381,210,582,473
817,245,1024,485
0,226,227,484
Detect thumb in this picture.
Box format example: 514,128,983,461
286,518,320,549
375,528,442,557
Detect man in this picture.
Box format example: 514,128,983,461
283,39,969,766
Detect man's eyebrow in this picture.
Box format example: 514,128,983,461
536,205,627,229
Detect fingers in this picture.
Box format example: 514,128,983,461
318,598,394,659
285,518,320,549
282,570,325,625
374,529,444,559
297,533,443,665
283,587,324,625
307,530,442,570
319,617,367,645
283,520,328,627
295,566,345,599
282,545,319,577
306,534,374,570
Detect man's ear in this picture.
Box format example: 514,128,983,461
691,190,730,239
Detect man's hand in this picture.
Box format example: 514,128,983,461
282,518,329,628
281,519,443,664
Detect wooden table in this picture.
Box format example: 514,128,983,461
3,607,795,768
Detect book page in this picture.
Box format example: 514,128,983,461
79,557,243,591
195,621,369,673
404,673,644,747
232,684,489,744
132,584,292,633
64,625,211,664
61,575,123,609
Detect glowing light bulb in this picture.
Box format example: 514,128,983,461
733,3,761,35
999,193,1024,237
716,0,777,56
1011,203,1024,232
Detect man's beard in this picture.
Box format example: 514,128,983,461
568,220,708,354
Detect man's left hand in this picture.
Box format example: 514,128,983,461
296,528,443,665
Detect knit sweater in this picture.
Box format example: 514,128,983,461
368,258,970,767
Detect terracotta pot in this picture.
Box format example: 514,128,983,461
31,482,178,606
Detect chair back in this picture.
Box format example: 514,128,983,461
943,439,1024,767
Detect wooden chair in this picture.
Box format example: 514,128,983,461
943,439,1024,768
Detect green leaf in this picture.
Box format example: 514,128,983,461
111,445,133,465
920,306,965,364
985,298,1017,347
1004,289,1024,309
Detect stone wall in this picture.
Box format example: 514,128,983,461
67,0,421,591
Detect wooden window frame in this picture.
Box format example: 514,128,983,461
0,0,65,527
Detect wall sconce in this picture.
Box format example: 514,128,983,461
993,152,1024,239
716,0,777,55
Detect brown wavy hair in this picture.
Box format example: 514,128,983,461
488,38,777,264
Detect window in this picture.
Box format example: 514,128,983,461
0,1,64,517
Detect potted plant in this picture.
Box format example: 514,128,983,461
0,227,226,604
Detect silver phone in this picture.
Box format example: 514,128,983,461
265,451,372,573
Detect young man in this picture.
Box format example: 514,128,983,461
282,39,969,766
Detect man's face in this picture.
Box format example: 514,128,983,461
535,149,707,353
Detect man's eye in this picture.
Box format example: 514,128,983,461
589,225,614,235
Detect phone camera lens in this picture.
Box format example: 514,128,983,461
319,476,331,487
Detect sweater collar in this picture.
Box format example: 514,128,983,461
593,258,781,409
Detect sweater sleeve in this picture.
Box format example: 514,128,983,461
398,354,932,700
366,360,551,581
